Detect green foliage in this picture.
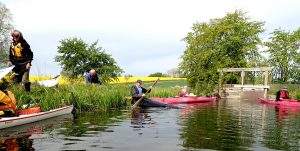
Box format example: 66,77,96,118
295,91,300,100
10,83,129,112
10,80,185,112
264,28,300,83
55,37,123,83
0,2,14,65
179,10,265,94
148,72,168,77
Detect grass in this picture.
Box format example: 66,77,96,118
8,79,187,112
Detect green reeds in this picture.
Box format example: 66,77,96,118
8,80,184,112
147,87,180,98
10,83,130,112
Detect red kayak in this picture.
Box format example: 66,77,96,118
259,98,300,107
150,96,217,104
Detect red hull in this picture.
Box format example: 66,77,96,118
259,98,300,107
150,96,217,104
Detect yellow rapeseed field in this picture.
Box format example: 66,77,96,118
30,76,185,85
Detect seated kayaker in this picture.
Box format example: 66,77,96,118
86,69,102,85
131,80,152,105
0,78,16,116
131,80,176,108
177,86,191,97
275,86,290,101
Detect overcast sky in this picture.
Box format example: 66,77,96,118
1,0,300,76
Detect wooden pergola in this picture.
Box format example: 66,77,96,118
217,67,272,98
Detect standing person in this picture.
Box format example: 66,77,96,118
86,69,101,85
7,30,33,92
275,86,290,101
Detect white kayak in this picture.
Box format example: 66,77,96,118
0,66,14,79
37,75,60,87
0,105,73,129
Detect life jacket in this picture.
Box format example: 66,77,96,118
0,90,16,114
279,90,289,99
11,42,23,57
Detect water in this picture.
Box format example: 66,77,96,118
2,94,300,151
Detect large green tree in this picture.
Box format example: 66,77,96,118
0,2,14,65
179,10,265,94
55,37,123,83
264,28,300,83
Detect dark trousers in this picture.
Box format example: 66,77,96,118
132,99,179,109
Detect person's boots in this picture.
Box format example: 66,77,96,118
24,82,31,92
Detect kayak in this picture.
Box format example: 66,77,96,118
150,96,217,104
37,75,60,87
0,66,14,79
0,105,73,129
259,98,300,107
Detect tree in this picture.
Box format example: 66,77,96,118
55,37,123,83
148,72,168,77
0,2,14,65
265,28,300,83
179,10,265,94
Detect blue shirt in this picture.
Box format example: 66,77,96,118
137,86,142,94
86,73,101,85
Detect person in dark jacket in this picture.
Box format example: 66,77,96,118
7,30,33,92
86,69,101,85
275,86,290,101
131,80,178,108
131,80,151,102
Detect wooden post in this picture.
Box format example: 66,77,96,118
241,71,245,86
263,71,269,98
218,71,223,96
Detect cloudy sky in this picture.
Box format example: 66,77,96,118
1,0,300,76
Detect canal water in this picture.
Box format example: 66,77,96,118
1,92,300,151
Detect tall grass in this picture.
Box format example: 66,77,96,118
8,80,186,112
10,83,130,112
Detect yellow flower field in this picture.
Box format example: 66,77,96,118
29,76,185,85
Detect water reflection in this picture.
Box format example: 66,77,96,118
56,110,125,137
179,100,255,150
0,134,33,151
3,96,300,150
130,108,161,132
131,109,147,129
0,114,72,151
261,105,300,150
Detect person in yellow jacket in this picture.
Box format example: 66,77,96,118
7,30,33,92
0,78,16,116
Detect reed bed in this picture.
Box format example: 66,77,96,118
8,80,186,112
10,83,130,112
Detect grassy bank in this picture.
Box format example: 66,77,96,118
9,79,187,112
